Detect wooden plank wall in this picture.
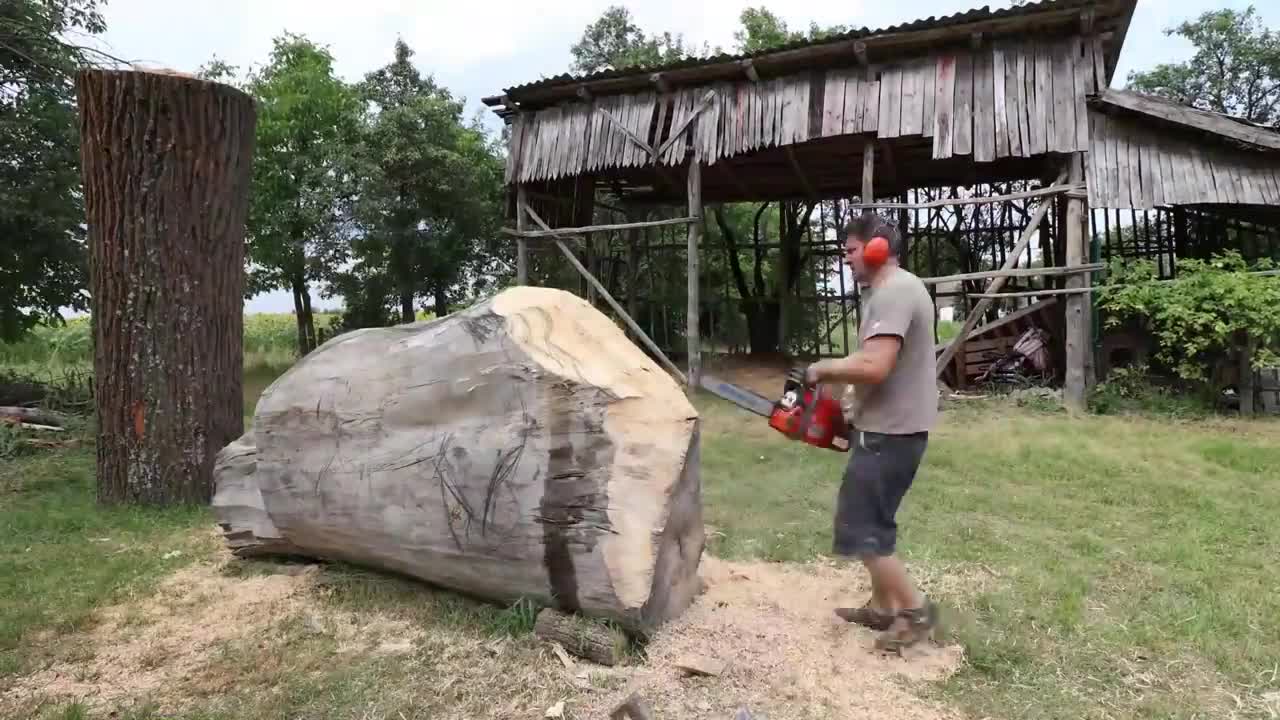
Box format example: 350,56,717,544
505,35,1103,184
1087,110,1280,209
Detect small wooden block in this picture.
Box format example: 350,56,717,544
610,693,654,720
674,656,726,677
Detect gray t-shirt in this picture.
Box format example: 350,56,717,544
839,268,939,434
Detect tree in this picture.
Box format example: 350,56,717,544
345,40,503,323
1128,6,1280,124
735,7,848,54
0,0,104,341
77,67,256,505
239,34,361,355
569,6,689,74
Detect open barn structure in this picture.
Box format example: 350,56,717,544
484,0,1280,412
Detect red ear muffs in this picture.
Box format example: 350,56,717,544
863,236,891,267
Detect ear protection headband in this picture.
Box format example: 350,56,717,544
862,235,893,267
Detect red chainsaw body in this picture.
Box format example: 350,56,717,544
768,378,849,452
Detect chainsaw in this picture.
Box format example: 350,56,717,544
700,369,850,452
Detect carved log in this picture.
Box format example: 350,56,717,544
213,287,705,630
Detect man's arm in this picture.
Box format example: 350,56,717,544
806,335,902,385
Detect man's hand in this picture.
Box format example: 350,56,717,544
806,335,903,386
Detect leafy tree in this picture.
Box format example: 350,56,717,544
1127,6,1280,124
1098,252,1280,385
0,0,105,341
569,6,689,74
345,40,503,323
238,34,362,355
735,7,847,54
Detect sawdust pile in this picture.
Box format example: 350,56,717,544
1,554,421,713
579,556,966,719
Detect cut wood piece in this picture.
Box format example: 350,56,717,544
674,656,726,677
535,608,629,666
611,693,654,720
213,286,705,632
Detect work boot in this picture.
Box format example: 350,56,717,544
874,598,939,654
834,602,894,631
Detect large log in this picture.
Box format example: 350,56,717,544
213,287,705,630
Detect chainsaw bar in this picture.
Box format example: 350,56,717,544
699,374,775,417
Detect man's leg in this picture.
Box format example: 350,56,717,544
832,432,896,629
862,553,923,612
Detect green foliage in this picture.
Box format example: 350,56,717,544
1097,252,1280,383
734,7,848,53
0,424,19,460
1087,364,1210,417
568,6,690,74
0,0,102,341
1127,6,1280,124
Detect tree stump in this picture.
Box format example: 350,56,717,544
213,287,705,630
76,68,256,505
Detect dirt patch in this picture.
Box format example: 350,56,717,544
573,556,965,719
4,549,964,719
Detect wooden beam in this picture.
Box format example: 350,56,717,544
1064,153,1088,412
598,107,656,160
847,183,1083,211
716,161,753,197
741,59,761,83
577,85,593,102
933,299,1058,353
656,89,718,158
935,170,1068,375
852,41,868,66
687,160,703,396
861,140,875,202
503,215,698,238
785,146,817,200
649,72,671,93
1093,89,1280,151
516,185,529,285
921,262,1103,286
521,205,686,384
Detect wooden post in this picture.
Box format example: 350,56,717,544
862,141,876,203
626,211,640,339
1239,332,1255,416
76,68,256,505
1064,154,1088,412
516,185,529,285
687,161,703,396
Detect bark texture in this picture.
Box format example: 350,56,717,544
534,608,628,666
213,287,705,630
76,69,256,505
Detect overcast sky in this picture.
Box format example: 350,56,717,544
91,0,1277,313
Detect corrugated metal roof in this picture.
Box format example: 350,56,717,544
502,0,1094,97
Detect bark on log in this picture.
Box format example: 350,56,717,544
534,608,628,666
213,287,705,630
76,68,255,505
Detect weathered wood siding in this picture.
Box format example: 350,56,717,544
506,36,1104,184
1087,109,1280,209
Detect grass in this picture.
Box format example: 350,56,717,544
5,351,1280,719
701,397,1280,719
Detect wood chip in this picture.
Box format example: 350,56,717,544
544,700,565,718
674,656,726,677
552,642,575,670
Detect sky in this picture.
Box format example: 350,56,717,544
89,0,1278,313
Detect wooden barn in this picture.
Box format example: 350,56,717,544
484,0,1280,412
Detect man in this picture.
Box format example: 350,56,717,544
804,211,939,651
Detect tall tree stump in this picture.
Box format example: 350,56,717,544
76,69,256,505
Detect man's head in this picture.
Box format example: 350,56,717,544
844,212,902,282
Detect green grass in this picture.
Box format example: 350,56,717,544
7,358,1280,719
700,397,1280,719
0,434,213,681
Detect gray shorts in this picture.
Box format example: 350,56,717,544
833,430,929,557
